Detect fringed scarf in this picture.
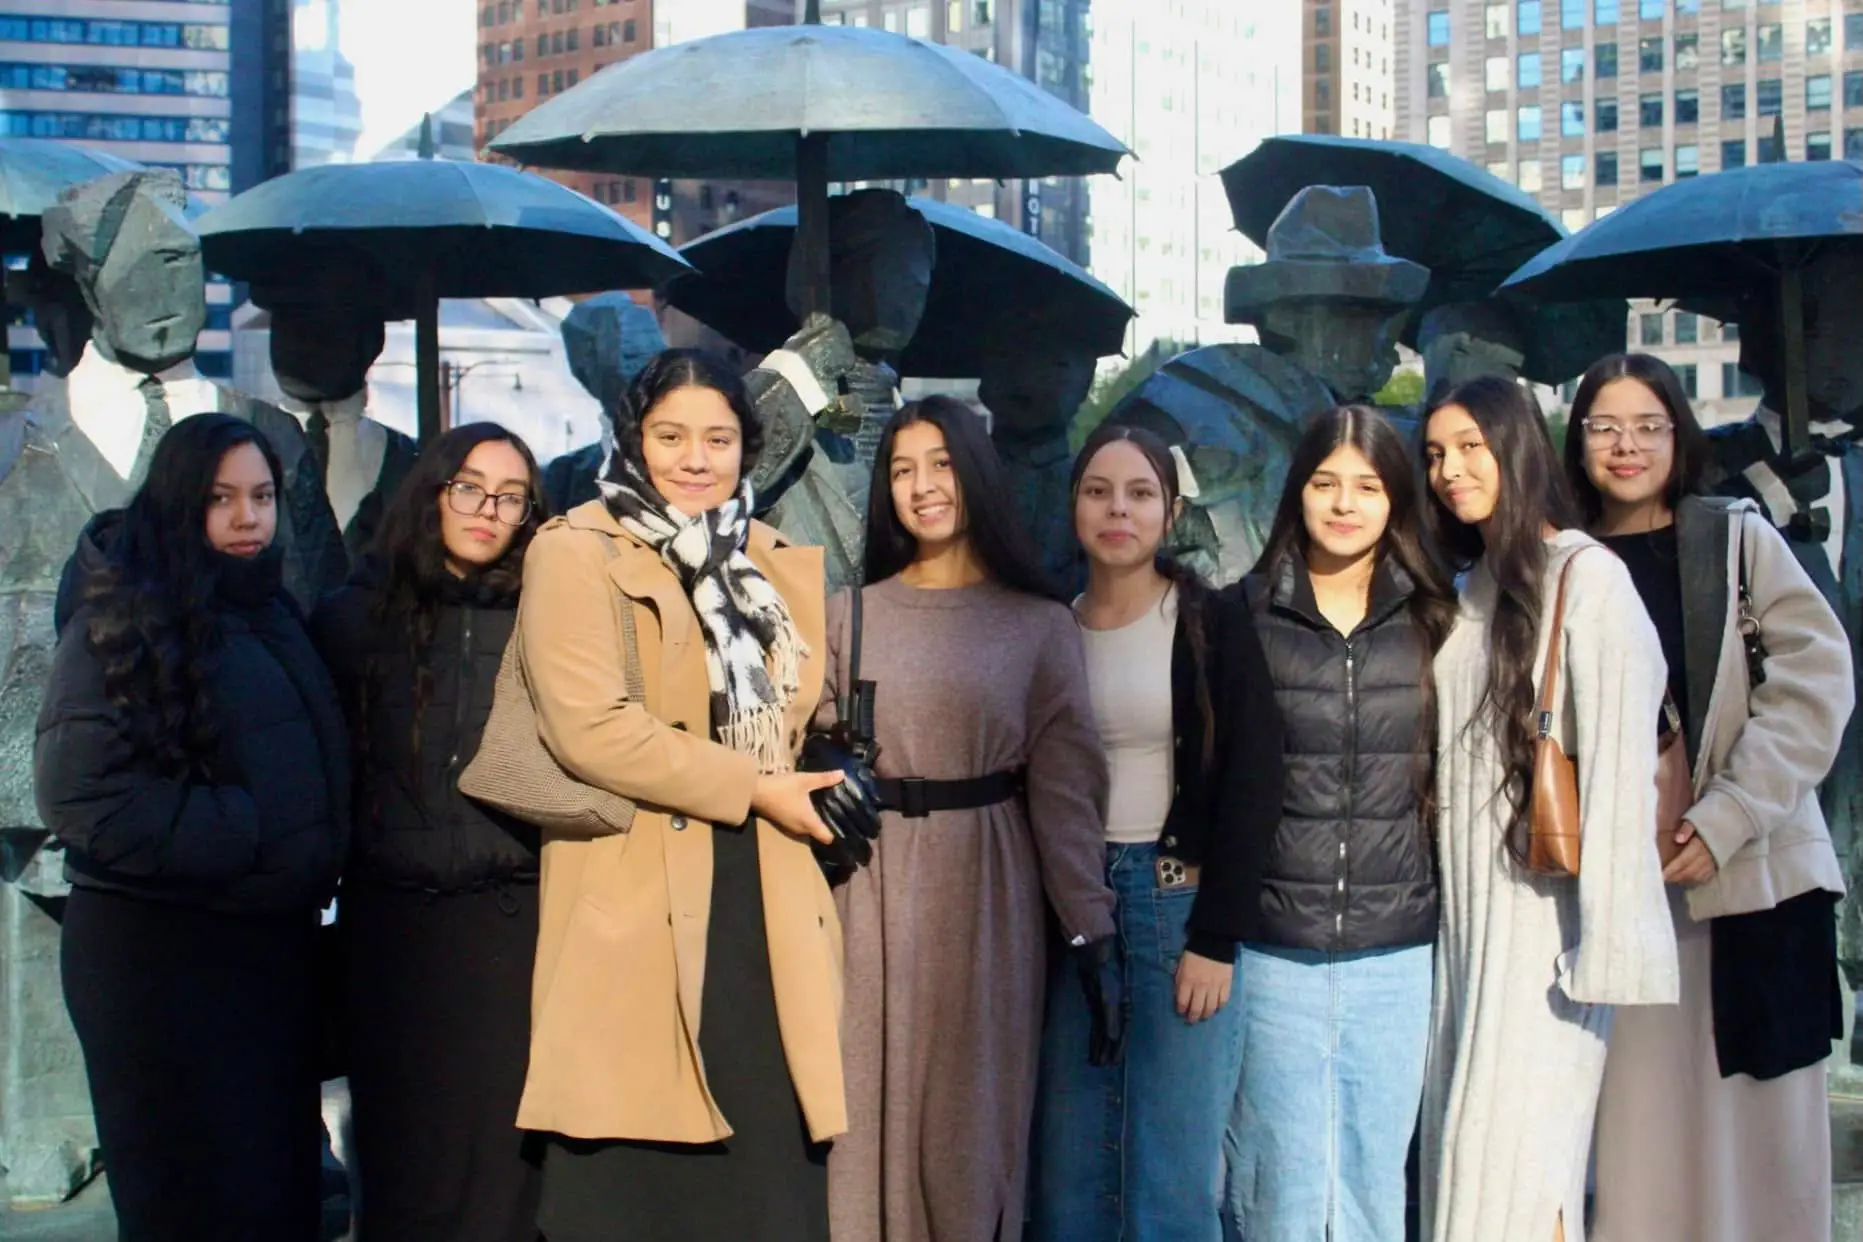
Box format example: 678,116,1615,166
598,455,805,774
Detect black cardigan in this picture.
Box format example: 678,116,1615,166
1159,585,1286,963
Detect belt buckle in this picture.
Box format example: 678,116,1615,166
898,777,929,819
1156,855,1192,890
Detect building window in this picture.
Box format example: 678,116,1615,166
1808,130,1833,160
1519,1,1543,35
1806,75,1832,111
1597,42,1619,77
1640,0,1663,16
551,30,564,53
1596,0,1620,22
1562,0,1585,27
1428,115,1453,148
497,78,509,100
1518,52,1541,89
1639,36,1662,73
1758,129,1783,162
1562,207,1589,231
1487,109,1509,143
1721,28,1745,65
1721,137,1747,168
566,26,578,49
1428,63,1450,98
1562,154,1586,187
552,69,564,92
1808,17,1834,56
1675,88,1698,124
1674,312,1698,344
513,76,522,99
1640,147,1664,181
1486,56,1508,91
1846,129,1863,160
1486,3,1507,37
1849,13,1863,51
1597,98,1619,131
1427,9,1450,45
512,38,523,60
1596,150,1620,184
1674,33,1698,71
1847,71,1863,108
593,24,605,46
1675,143,1699,176
1641,312,1665,345
482,5,494,25
1678,0,1699,11
1674,364,1698,400
1518,105,1544,141
1756,24,1782,61
623,18,635,40
538,72,549,94
1520,160,1543,191
1723,364,1764,398
1757,78,1782,115
1561,47,1586,82
1640,92,1663,127
566,67,578,86
1316,44,1330,71
1487,160,1513,183
535,34,546,56
975,1,992,24
906,5,930,36
1562,100,1586,135
1314,7,1331,35
1722,83,1746,118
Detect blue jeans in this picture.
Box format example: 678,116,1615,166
1221,942,1432,1242
1029,842,1245,1242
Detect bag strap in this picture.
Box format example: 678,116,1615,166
841,587,878,744
586,529,646,706
1536,546,1590,739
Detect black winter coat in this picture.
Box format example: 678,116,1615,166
310,566,538,892
35,514,350,914
1238,552,1438,951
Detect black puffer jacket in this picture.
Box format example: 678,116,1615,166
310,563,537,892
1237,551,1437,951
35,513,350,914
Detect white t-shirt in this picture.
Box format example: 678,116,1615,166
1078,587,1177,845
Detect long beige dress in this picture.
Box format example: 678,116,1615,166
818,577,1117,1242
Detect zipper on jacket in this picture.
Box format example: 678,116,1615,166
1337,639,1358,942
448,608,473,772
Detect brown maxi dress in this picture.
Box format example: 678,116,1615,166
819,577,1117,1242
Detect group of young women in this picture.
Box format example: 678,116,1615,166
30,345,1851,1242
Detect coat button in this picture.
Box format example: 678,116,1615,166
671,815,688,831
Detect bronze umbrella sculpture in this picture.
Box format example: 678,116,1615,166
485,1,1128,324
198,118,691,442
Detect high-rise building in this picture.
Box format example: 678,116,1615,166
1088,0,1303,358
291,0,362,168
1307,0,1400,138
1393,0,1855,422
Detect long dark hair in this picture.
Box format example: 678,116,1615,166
1254,406,1459,807
361,423,545,783
862,395,1063,602
1421,375,1581,863
605,347,765,489
1562,352,1711,526
82,414,285,776
1069,422,1221,768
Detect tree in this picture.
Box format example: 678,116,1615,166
1373,368,1424,408
1067,339,1186,451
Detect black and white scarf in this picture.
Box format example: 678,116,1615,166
598,455,804,773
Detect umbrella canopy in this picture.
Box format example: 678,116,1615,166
485,24,1128,182
0,138,141,251
197,138,690,441
1397,293,1628,388
1222,134,1563,309
667,196,1133,377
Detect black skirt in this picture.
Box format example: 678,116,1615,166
342,881,543,1242
61,886,324,1242
536,818,829,1242
1710,887,1844,1080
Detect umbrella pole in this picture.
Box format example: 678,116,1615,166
795,133,832,321
416,269,442,443
1780,264,1811,463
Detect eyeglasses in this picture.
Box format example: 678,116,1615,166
442,480,531,526
1581,416,1675,446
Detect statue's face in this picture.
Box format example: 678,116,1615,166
269,304,385,403
978,338,1095,437
7,257,92,378
1257,301,1406,402
83,192,206,374
829,240,932,356
1803,251,1863,424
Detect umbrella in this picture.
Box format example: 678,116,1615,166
666,196,1133,377
0,138,142,251
198,118,691,442
486,7,1127,322
1501,158,1863,459
1397,293,1627,388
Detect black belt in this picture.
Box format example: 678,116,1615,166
874,769,1025,819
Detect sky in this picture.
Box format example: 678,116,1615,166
327,0,478,160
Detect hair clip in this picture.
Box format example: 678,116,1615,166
1169,443,1201,500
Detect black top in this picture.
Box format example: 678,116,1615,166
1235,552,1439,953
36,513,351,914
1600,523,1689,728
1159,585,1287,964
311,565,538,893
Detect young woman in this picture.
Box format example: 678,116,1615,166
1028,423,1284,1242
511,349,846,1242
1222,405,1457,1242
36,413,349,1241
1564,354,1852,1242
823,395,1118,1242
310,423,548,1242
1417,374,1679,1242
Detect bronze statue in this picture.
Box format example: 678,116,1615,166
544,293,667,513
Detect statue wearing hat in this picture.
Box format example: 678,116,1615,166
1104,185,1428,582
544,293,668,514
744,188,936,589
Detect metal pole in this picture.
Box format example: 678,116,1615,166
795,133,832,321
415,269,442,443
1780,264,1811,463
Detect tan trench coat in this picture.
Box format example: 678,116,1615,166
510,500,847,1146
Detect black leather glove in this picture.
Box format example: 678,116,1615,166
781,313,860,390
1071,933,1126,1068
797,731,884,884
